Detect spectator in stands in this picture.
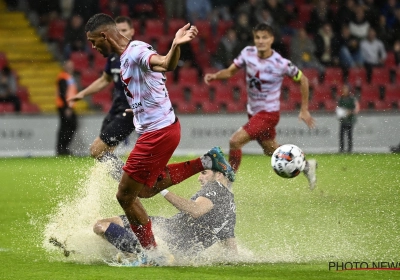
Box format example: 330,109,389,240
72,0,99,22
0,64,21,113
360,27,387,82
375,15,391,50
63,14,90,60
336,0,356,33
361,0,381,29
56,60,78,156
233,12,253,46
165,0,185,19
306,0,336,35
349,5,370,40
290,27,325,75
393,40,400,66
338,24,363,69
262,0,289,28
255,8,286,55
59,0,75,19
101,0,122,18
381,0,400,30
210,0,233,21
235,0,262,28
172,38,203,81
126,0,155,19
389,7,400,46
314,22,340,67
337,84,359,154
213,28,243,69
185,0,212,23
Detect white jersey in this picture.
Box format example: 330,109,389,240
120,41,175,134
233,47,300,115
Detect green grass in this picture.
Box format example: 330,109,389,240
0,154,399,279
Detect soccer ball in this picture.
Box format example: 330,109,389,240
271,144,306,178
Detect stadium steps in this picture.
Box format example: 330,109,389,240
0,7,89,114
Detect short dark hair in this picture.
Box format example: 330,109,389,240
115,16,132,27
85,13,115,33
253,23,274,36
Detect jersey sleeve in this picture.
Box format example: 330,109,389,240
284,59,302,81
128,41,158,72
232,47,247,69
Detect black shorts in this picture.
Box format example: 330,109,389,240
99,111,135,147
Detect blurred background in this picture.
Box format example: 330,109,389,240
0,0,399,156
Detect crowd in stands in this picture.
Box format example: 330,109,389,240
2,0,400,114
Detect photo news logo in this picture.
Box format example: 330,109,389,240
329,261,400,271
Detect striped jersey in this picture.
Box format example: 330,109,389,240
233,46,300,115
120,41,175,134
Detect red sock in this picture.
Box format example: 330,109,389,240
130,220,157,249
167,158,204,185
229,149,242,172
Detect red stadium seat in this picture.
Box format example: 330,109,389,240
384,52,396,68
167,18,186,36
280,100,296,112
0,52,7,69
324,67,343,85
196,51,212,69
80,69,100,88
0,103,14,113
47,19,66,42
17,86,29,103
177,68,199,86
195,20,211,39
217,20,234,37
154,35,171,54
226,101,246,113
144,19,165,39
359,85,380,109
348,68,367,86
132,19,142,35
384,84,400,109
167,83,185,103
93,51,107,69
309,84,334,110
164,71,175,86
370,67,391,85
191,85,210,105
298,4,313,23
21,102,40,113
302,68,319,85
70,51,90,73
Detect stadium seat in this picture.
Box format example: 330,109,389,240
288,84,302,106
370,68,390,86
359,85,380,109
280,100,296,112
384,52,396,68
132,19,142,35
201,101,221,113
21,102,40,113
164,71,175,86
0,52,7,69
217,20,234,37
167,18,186,36
177,68,199,86
384,84,400,109
80,69,100,88
47,18,66,43
154,35,171,54
0,103,14,113
302,68,319,85
144,19,165,39
324,67,343,85
93,51,107,69
191,85,210,105
16,86,29,103
70,51,90,73
196,51,212,69
195,20,211,39
298,4,313,23
347,68,367,86
309,84,334,111
167,83,185,103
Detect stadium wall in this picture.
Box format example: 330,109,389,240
0,113,399,157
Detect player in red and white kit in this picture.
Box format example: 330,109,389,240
85,14,235,265
204,23,317,190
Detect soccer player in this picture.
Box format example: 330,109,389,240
68,16,135,180
93,169,237,265
204,23,318,190
84,13,235,263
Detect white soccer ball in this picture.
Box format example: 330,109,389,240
271,144,306,179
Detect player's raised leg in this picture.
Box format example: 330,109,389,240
229,127,251,172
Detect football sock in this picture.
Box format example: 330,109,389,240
98,152,125,181
104,223,138,253
303,160,309,173
130,220,157,249
229,149,242,172
167,158,204,185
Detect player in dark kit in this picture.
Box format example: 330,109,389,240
93,169,237,265
69,16,135,180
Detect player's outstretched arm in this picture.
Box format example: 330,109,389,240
204,63,239,85
151,23,198,72
68,72,112,102
161,190,213,219
297,73,315,129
